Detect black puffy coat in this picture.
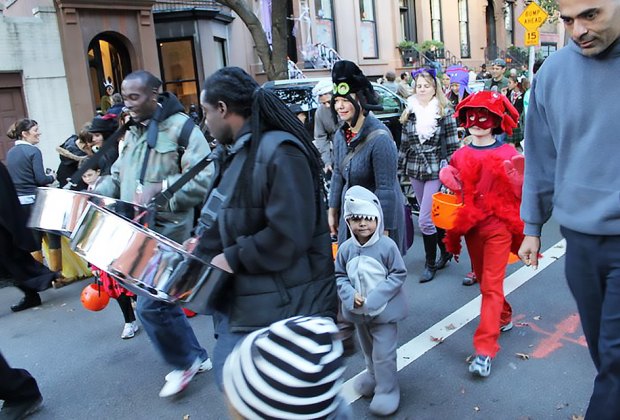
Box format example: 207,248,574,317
195,129,337,332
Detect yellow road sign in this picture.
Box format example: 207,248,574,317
524,30,540,46
518,2,549,31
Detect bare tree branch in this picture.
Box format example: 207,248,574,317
215,0,289,80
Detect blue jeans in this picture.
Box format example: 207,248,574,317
212,311,247,390
562,227,620,420
136,296,207,370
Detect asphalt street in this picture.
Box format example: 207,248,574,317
0,219,594,420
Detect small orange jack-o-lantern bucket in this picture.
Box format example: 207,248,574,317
332,242,338,260
507,252,520,264
431,192,463,230
81,283,110,312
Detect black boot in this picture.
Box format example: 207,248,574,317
420,233,438,283
436,228,453,270
11,291,42,312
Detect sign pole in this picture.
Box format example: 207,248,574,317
529,46,535,83
518,2,548,83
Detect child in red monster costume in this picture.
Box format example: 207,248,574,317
439,90,523,377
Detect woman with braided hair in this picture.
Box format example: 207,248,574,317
194,67,337,388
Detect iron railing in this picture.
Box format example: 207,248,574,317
152,0,223,12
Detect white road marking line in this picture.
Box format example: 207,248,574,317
342,239,567,404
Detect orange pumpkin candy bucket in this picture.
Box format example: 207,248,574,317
431,192,463,230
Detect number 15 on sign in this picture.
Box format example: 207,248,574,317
525,30,539,46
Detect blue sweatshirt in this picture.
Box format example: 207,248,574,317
521,38,620,236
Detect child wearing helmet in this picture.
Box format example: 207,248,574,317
438,90,523,378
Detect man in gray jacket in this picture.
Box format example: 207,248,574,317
312,79,338,174
519,1,620,418
96,70,213,398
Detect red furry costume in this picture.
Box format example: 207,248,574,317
444,146,524,257
440,90,522,359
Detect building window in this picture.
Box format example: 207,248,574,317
430,0,443,42
504,2,514,45
315,0,337,50
399,0,410,41
458,0,470,58
214,37,228,69
540,42,557,58
359,0,378,59
158,38,199,112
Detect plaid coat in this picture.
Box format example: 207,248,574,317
398,108,460,181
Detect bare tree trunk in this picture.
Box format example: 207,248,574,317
270,0,289,80
215,0,289,80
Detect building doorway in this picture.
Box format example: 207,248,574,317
485,1,498,61
0,73,27,162
88,33,132,112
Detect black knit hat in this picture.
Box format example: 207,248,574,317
223,316,346,419
330,61,382,129
332,60,372,95
88,114,118,134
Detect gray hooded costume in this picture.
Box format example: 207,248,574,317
334,185,408,416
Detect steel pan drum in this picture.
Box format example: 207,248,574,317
70,202,217,306
28,187,147,236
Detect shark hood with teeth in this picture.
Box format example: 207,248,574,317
343,186,384,247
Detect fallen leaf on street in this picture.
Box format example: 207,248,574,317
533,315,542,320
556,403,569,410
572,415,585,420
445,323,456,330
516,322,530,327
183,415,190,420
473,406,480,412
460,386,466,394
516,353,530,360
430,336,444,343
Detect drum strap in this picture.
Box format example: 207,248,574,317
151,151,215,207
198,143,249,230
64,121,131,189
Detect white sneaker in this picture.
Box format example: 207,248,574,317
500,321,514,333
159,357,201,398
121,322,139,339
165,357,212,381
199,357,213,372
469,355,492,377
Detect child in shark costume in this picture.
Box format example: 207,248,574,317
335,185,408,416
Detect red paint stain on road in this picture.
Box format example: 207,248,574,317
526,313,587,359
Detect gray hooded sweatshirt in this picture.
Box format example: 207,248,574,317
335,186,408,323
521,39,620,236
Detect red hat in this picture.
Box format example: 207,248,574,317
455,91,519,135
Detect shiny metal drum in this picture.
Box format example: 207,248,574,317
70,202,216,305
27,187,147,236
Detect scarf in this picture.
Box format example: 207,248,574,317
407,96,439,144
343,126,356,145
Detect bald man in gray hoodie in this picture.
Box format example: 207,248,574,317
519,1,620,418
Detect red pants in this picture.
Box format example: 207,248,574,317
465,222,512,358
